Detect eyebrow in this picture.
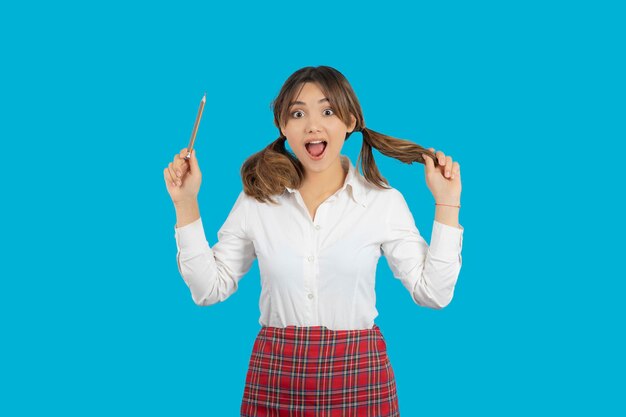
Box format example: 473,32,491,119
288,97,330,107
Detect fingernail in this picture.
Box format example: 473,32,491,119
176,170,181,177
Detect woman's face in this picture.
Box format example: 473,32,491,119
280,82,356,177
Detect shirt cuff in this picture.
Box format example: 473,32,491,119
429,220,464,261
174,217,209,251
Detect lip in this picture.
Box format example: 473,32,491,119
304,138,326,144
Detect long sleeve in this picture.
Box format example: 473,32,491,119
174,191,256,306
381,189,464,309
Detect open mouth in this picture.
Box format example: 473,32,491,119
305,140,328,159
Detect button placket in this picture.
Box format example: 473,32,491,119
307,205,323,320
306,253,315,302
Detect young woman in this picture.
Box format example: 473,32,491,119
164,66,464,416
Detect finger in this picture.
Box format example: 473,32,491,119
163,167,176,188
173,155,189,178
428,148,442,167
452,162,461,180
168,162,181,186
187,148,199,175
168,162,179,186
176,148,191,172
444,156,453,178
423,151,434,173
179,147,194,165
425,148,436,166
436,150,446,166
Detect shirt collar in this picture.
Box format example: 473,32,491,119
285,155,367,206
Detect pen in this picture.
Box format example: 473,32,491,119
184,92,206,160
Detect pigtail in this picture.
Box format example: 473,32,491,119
358,127,439,189
241,136,304,204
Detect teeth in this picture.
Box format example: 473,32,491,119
307,140,325,144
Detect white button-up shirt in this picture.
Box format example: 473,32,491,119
174,155,464,330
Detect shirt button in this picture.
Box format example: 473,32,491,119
307,256,314,262
314,225,321,230
307,293,314,299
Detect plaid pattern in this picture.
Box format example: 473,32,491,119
240,324,400,416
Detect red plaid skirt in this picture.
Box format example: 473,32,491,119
240,324,400,416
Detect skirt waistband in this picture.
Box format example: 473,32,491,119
258,324,381,343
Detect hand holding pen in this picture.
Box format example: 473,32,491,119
163,93,205,205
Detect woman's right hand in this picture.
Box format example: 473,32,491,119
163,147,202,205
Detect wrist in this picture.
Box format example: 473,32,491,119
435,198,461,207
434,203,461,228
174,198,198,209
174,200,200,229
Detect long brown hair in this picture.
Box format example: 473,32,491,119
241,65,439,204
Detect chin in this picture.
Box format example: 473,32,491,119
302,151,339,171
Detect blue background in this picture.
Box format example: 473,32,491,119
1,0,624,415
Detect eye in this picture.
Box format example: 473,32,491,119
291,110,304,118
323,108,334,116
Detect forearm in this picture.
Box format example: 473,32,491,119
434,200,461,229
175,200,200,228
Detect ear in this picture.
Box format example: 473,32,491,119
348,114,357,133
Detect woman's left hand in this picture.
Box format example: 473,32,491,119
423,148,462,204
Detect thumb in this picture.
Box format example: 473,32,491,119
422,151,434,172
188,148,199,174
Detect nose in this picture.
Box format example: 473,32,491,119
305,114,322,133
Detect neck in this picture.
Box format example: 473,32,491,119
300,155,348,198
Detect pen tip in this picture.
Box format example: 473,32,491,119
202,92,206,102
